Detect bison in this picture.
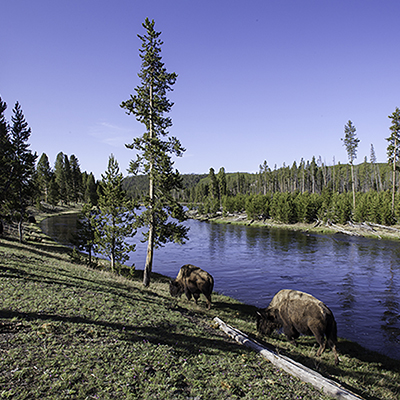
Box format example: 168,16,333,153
169,264,214,309
256,289,339,365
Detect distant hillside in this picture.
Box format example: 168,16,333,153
123,173,207,199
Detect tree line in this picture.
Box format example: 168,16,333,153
0,96,99,240
188,157,400,226
36,151,99,207
185,112,400,226
123,111,400,227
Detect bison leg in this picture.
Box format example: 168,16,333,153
184,288,193,301
326,337,339,365
310,327,327,357
193,293,200,304
283,324,300,346
316,339,339,365
205,295,212,310
326,326,339,365
316,341,327,357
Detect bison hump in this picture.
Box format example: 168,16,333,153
176,264,201,279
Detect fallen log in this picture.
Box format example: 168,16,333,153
213,317,364,400
330,223,361,237
368,222,400,232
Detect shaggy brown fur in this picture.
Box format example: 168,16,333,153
257,289,339,365
169,264,214,309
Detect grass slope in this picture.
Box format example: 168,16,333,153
0,216,399,399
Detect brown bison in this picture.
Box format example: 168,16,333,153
169,264,214,309
257,289,339,365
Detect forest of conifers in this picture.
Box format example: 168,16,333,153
123,158,400,226
2,97,400,229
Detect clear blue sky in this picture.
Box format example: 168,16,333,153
2,0,400,179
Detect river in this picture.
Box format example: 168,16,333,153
41,214,400,360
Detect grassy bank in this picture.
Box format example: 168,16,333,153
0,212,399,399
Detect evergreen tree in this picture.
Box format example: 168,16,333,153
291,161,298,192
94,155,137,273
259,161,270,194
54,152,67,204
69,154,83,203
36,153,53,203
342,120,359,210
72,202,98,266
8,102,37,241
245,194,270,220
386,107,400,215
63,154,72,203
84,172,98,205
208,167,219,199
0,97,12,232
121,18,189,286
299,158,306,193
309,157,317,194
217,167,227,198
47,175,59,206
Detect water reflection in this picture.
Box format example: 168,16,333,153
41,215,400,360
382,266,400,348
40,214,78,246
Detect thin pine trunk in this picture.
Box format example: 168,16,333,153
18,218,23,243
351,163,356,210
143,218,154,287
111,236,115,273
392,137,397,215
143,84,154,287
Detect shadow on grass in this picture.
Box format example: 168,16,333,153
0,309,245,358
0,235,70,263
128,269,172,284
213,300,258,319
0,263,174,309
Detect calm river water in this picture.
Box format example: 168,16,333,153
41,214,400,360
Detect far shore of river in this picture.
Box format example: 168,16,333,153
188,210,400,241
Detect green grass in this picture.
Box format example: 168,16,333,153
1,217,399,399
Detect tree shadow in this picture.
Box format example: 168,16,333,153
213,300,258,317
0,309,245,358
1,235,71,263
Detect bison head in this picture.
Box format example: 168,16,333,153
256,308,280,336
169,280,184,298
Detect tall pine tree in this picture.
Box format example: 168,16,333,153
9,102,37,241
121,18,188,286
0,97,12,233
342,120,359,210
36,153,53,203
69,154,82,203
386,107,400,215
54,152,67,204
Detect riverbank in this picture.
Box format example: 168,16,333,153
189,210,400,241
0,208,399,399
